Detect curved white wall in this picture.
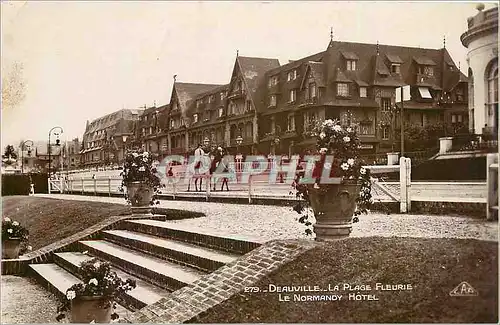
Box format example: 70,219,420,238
466,32,498,134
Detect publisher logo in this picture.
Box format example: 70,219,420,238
449,282,478,297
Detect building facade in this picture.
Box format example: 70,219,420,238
80,109,141,167
162,39,468,157
461,4,498,137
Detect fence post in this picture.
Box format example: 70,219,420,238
48,177,51,194
486,153,498,221
248,173,253,204
93,177,97,196
108,176,112,197
206,175,210,201
81,177,84,195
60,177,63,194
69,178,73,193
399,157,411,213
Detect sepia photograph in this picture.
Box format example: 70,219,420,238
1,1,498,323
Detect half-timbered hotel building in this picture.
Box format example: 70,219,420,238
163,37,468,157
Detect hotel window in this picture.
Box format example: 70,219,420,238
337,83,349,97
218,107,224,117
359,87,367,98
420,66,434,76
287,70,297,81
196,100,201,108
149,127,153,134
268,75,279,88
144,116,148,121
287,114,295,131
391,64,401,74
381,98,391,111
220,92,225,101
170,120,175,128
269,95,277,107
246,100,252,111
487,60,498,121
142,128,146,136
419,87,433,99
193,114,198,123
208,95,213,104
289,89,297,103
346,60,357,71
309,83,317,99
382,126,390,140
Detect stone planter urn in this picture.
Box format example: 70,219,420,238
308,181,361,241
126,181,154,214
2,238,22,259
70,296,112,323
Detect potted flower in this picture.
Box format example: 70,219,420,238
292,119,373,241
56,257,136,323
119,149,162,212
2,217,29,259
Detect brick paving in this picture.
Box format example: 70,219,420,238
124,239,319,323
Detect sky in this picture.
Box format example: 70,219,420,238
1,1,497,147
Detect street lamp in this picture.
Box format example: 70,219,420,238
48,127,63,179
236,135,243,154
21,140,34,174
235,135,243,172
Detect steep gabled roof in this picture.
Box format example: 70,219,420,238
237,56,280,104
173,82,223,113
85,109,141,134
300,61,326,88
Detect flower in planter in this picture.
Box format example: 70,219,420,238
56,258,136,322
2,217,29,241
118,149,163,206
291,118,373,235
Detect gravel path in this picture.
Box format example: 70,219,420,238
37,194,498,242
1,276,60,323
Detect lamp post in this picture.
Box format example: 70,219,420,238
235,135,243,172
122,135,129,161
21,139,34,174
48,127,63,179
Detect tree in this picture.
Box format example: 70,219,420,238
3,145,17,159
1,62,26,111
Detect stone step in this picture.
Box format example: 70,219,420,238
102,229,240,272
123,219,263,254
54,251,169,310
79,240,205,291
29,263,132,321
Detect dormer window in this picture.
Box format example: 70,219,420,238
208,95,214,103
309,83,317,99
287,70,297,81
391,64,401,74
196,100,202,108
220,92,225,101
346,60,357,71
359,87,367,98
337,83,350,97
218,107,224,117
268,75,279,88
170,119,175,128
193,114,198,123
419,66,434,76
144,115,148,121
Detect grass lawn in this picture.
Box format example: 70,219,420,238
192,237,498,323
2,196,131,250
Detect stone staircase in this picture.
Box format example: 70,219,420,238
28,217,260,321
